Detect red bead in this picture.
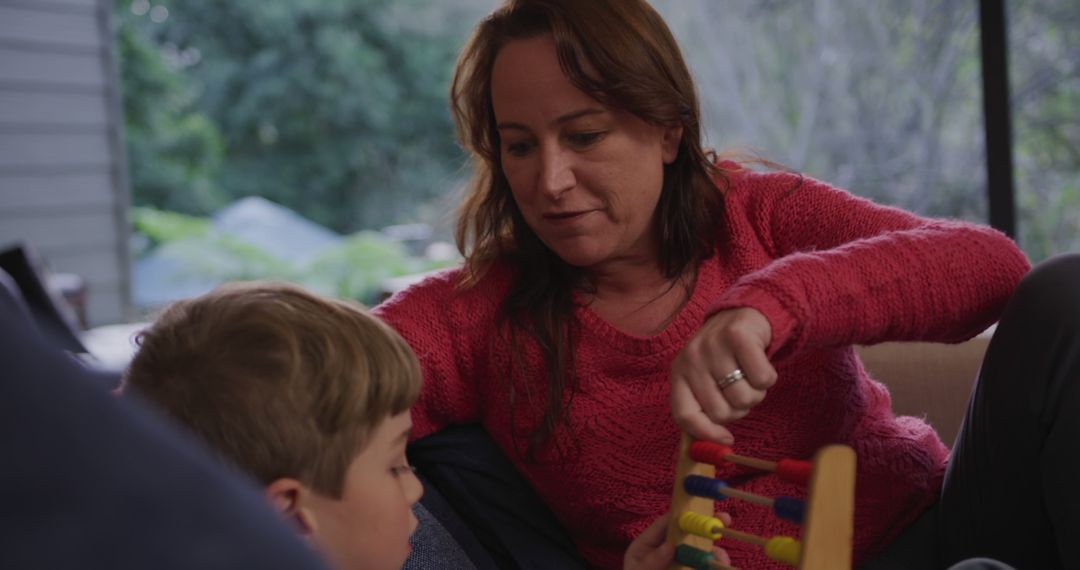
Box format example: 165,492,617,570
688,441,733,465
776,459,812,485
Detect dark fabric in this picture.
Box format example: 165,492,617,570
408,425,588,570
936,252,1080,568
860,502,939,569
945,559,1017,570
403,500,484,570
0,244,86,353
0,291,329,570
866,253,1080,569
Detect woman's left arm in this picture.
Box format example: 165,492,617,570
671,170,1031,442
717,172,1031,359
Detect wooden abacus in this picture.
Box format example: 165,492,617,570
666,434,856,570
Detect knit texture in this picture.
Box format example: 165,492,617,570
375,165,1030,569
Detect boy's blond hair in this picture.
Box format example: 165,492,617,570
123,281,421,497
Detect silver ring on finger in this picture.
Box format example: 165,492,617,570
716,368,746,390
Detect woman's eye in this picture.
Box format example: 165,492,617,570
568,131,605,147
504,141,533,157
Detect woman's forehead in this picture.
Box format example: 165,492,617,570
491,35,603,123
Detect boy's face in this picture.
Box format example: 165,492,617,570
306,412,422,570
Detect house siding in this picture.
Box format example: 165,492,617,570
0,0,131,326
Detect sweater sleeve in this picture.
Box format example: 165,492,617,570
373,270,485,440
710,170,1031,359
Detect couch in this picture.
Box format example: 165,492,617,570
856,327,994,447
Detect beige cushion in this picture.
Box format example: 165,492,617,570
855,330,992,446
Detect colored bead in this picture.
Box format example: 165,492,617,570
689,440,733,465
773,496,805,523
678,511,724,540
674,544,715,570
776,459,812,485
764,536,801,566
684,474,730,501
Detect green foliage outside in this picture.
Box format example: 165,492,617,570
132,206,454,305
131,207,210,246
1008,0,1080,260
305,232,446,301
115,11,225,215
114,0,486,232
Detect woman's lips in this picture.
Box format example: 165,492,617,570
542,210,592,226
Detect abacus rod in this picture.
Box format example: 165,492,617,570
714,486,774,508
707,525,769,547
725,453,777,472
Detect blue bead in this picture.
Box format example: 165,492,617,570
774,496,805,523
684,474,729,501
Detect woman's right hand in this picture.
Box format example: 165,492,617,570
670,307,777,443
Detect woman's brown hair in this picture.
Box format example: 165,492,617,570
451,0,726,456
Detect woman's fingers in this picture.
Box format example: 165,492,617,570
711,546,732,566
671,378,735,443
671,307,775,442
635,514,670,547
727,327,778,391
623,514,675,570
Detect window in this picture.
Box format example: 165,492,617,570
117,0,1075,312
654,0,987,221
1008,0,1080,260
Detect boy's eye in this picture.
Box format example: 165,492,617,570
390,464,416,477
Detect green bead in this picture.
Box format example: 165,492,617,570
674,544,714,570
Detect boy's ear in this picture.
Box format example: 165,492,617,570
265,478,319,536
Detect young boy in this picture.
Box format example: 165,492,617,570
123,281,713,570
123,282,423,570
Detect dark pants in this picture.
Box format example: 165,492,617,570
869,253,1080,569
406,425,588,570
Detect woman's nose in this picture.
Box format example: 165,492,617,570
537,146,575,199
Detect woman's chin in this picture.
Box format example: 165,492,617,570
549,247,606,269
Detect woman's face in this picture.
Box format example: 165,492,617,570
491,35,682,272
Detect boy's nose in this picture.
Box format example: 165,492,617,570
405,468,424,505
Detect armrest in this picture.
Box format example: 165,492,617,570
855,329,992,446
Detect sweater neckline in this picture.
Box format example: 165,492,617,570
572,258,718,355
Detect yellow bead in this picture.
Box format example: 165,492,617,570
677,511,724,540
764,536,801,566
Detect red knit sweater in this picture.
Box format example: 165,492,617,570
375,166,1030,569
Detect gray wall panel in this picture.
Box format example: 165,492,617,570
0,0,141,325
0,47,104,87
0,6,101,48
0,208,117,251
0,131,112,168
0,90,108,126
0,170,113,210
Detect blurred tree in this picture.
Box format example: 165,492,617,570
131,206,210,247
655,0,986,221
114,2,225,215
1009,0,1080,259
304,232,428,303
654,0,1078,261
117,0,489,233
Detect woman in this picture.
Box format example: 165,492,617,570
377,1,1078,568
